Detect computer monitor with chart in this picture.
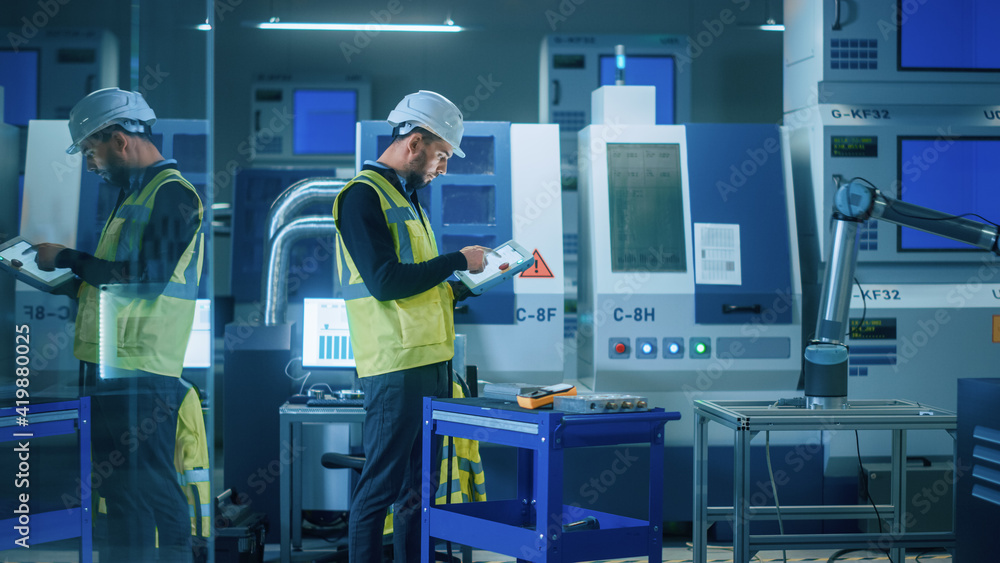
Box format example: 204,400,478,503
301,298,356,369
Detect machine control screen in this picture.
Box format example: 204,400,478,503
443,184,496,225
831,136,878,158
607,143,686,272
293,89,358,155
899,0,1000,71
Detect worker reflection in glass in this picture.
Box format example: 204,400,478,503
32,88,205,563
333,90,486,562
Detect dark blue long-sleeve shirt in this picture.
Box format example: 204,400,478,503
335,163,468,302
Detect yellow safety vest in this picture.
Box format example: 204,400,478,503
332,170,454,377
174,381,211,539
74,168,205,377
435,380,487,505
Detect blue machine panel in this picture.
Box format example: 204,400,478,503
685,124,793,325
357,121,514,324
0,49,39,126
598,55,676,125
229,167,335,302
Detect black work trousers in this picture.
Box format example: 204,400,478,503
84,362,192,563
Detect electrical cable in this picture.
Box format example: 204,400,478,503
913,547,950,561
853,277,867,339
856,430,893,563
765,431,787,563
825,548,883,562
283,356,312,394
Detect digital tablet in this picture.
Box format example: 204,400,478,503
0,236,76,293
455,240,534,296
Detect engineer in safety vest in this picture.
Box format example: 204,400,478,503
32,88,205,563
333,90,486,563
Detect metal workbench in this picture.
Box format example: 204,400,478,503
278,402,365,563
693,399,957,563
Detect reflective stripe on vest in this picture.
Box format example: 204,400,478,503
74,168,204,377
332,170,454,377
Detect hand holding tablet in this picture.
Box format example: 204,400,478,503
454,240,534,295
0,236,76,293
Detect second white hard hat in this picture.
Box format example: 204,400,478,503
66,88,157,154
386,90,465,158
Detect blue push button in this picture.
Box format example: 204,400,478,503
663,338,684,359
636,337,657,359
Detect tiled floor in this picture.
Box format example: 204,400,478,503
0,537,956,562
262,536,955,563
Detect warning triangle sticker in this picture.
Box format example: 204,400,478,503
520,249,554,278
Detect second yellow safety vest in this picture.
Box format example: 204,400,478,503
74,168,205,377
332,170,455,377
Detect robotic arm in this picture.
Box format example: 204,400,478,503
804,179,1000,409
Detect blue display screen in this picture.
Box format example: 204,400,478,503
598,55,675,124
0,49,39,126
293,89,357,155
899,0,1000,70
898,137,1000,250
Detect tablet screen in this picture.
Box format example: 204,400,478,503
0,240,75,286
460,243,529,287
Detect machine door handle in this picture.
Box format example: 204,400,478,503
722,304,761,314
552,80,560,106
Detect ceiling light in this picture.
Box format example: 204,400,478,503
250,21,464,32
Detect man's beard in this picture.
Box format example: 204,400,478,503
98,153,131,188
402,151,429,190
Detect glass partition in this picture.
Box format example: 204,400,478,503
0,1,214,561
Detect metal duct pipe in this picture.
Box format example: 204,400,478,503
260,177,347,322
265,178,346,241
264,216,339,326
261,179,345,305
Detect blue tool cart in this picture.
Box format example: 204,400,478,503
1,398,92,561
421,397,680,563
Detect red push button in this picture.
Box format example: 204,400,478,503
499,263,509,271
614,342,626,354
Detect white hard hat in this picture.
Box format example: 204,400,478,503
386,90,465,158
66,88,157,154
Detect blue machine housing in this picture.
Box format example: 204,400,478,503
357,121,514,325
686,123,794,326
